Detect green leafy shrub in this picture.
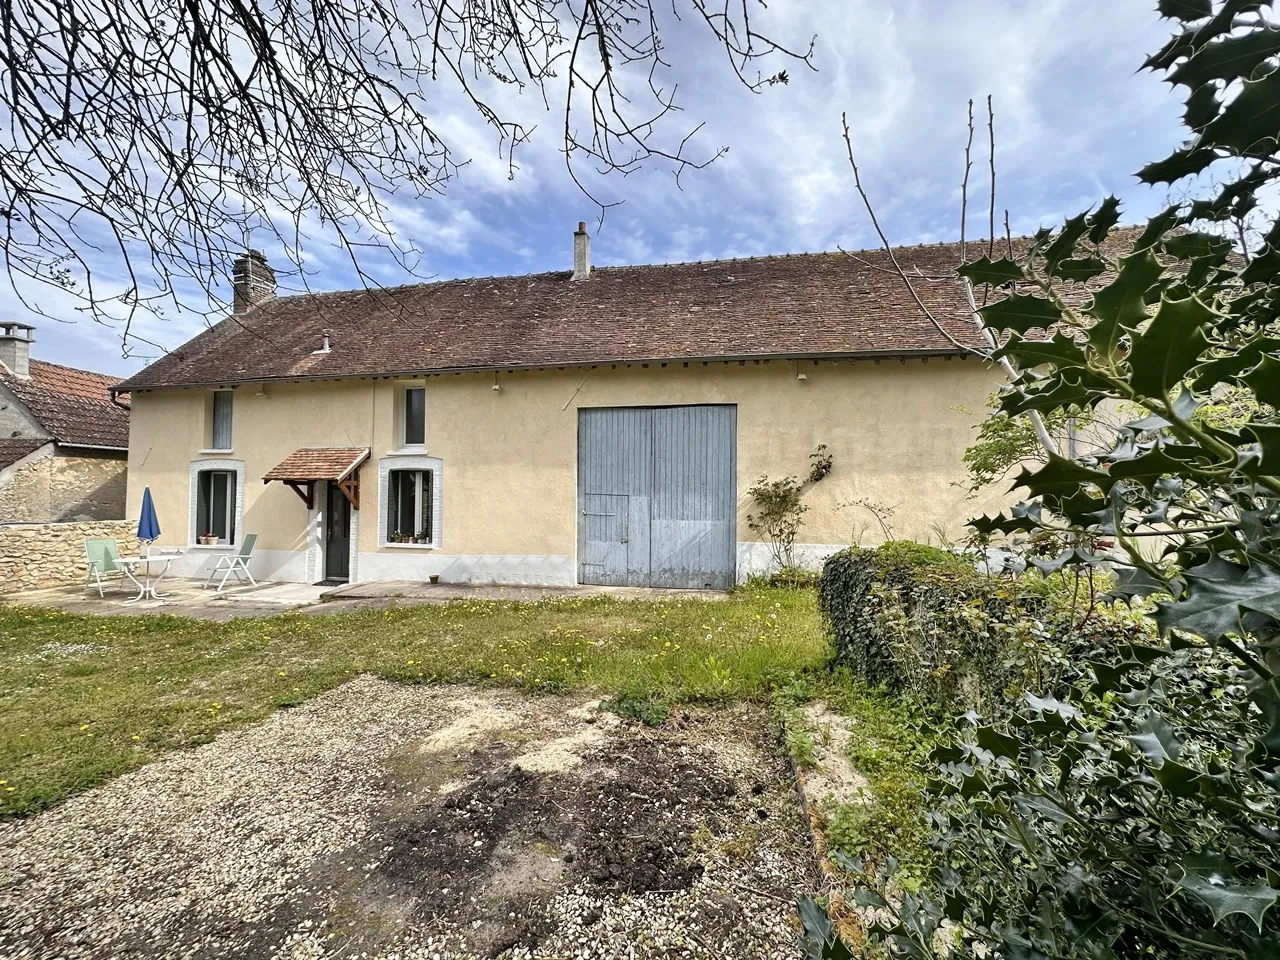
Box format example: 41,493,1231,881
850,644,1280,956
601,682,670,726
818,542,964,685
809,3,1280,953
821,542,1151,710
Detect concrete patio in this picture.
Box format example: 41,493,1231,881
4,577,728,620
9,577,332,621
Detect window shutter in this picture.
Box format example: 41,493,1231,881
386,470,401,537
422,470,433,541
196,471,210,536
227,471,238,543
212,392,233,449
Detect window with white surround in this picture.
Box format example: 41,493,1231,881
387,469,432,542
196,470,236,543
189,459,244,547
400,386,425,448
378,455,442,547
210,390,233,449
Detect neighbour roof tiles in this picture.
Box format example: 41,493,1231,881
0,437,49,468
0,360,130,448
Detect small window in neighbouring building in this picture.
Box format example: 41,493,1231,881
403,387,425,447
196,469,237,544
386,469,433,543
211,391,233,449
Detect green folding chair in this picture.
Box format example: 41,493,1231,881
85,538,123,597
205,533,258,592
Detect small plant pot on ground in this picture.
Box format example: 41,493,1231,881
429,574,440,584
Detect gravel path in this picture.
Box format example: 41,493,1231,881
0,677,816,959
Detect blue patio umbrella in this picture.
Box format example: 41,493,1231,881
137,486,161,551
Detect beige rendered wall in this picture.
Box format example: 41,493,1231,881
125,358,1010,580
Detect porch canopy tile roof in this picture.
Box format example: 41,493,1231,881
263,447,369,482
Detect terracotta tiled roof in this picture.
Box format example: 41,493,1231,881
0,360,130,448
264,447,369,481
0,437,49,468
117,233,1142,392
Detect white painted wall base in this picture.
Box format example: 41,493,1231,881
735,541,847,580
357,551,576,586
156,547,309,585
155,541,849,588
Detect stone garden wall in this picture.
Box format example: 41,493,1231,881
0,520,140,594
0,449,128,523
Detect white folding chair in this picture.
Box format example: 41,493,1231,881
204,534,258,592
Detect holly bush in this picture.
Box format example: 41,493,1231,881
804,3,1280,955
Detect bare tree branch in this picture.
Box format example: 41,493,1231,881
0,0,815,350
961,98,973,261
986,93,996,260
841,109,1059,459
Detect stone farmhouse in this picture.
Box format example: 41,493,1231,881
114,227,1012,589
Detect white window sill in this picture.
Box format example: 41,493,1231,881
381,542,438,550
188,543,236,551
384,447,428,457
198,449,234,456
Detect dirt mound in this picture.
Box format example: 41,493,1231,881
376,736,735,954
574,746,734,894
259,722,744,957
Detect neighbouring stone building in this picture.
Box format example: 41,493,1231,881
0,322,131,522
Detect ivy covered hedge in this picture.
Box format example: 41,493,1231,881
818,541,1148,710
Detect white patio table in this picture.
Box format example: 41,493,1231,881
116,555,174,604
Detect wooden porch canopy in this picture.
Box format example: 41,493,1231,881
263,447,369,510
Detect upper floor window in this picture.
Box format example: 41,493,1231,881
211,390,233,450
402,386,425,447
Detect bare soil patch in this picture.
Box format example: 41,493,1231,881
0,677,815,959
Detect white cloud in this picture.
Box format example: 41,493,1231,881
14,0,1187,376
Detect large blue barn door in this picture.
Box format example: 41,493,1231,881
577,405,736,589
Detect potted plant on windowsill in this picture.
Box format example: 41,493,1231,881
199,532,218,546
414,529,430,544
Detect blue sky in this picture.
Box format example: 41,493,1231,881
21,1,1186,377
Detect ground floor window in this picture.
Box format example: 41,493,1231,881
189,458,243,547
378,455,442,547
386,469,433,543
196,469,237,544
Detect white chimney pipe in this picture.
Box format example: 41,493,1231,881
572,222,591,281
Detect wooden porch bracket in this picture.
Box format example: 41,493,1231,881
280,479,314,510
336,473,360,510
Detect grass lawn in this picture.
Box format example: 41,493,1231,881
0,585,830,818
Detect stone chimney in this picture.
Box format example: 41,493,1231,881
572,222,591,281
232,249,276,315
0,321,34,378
